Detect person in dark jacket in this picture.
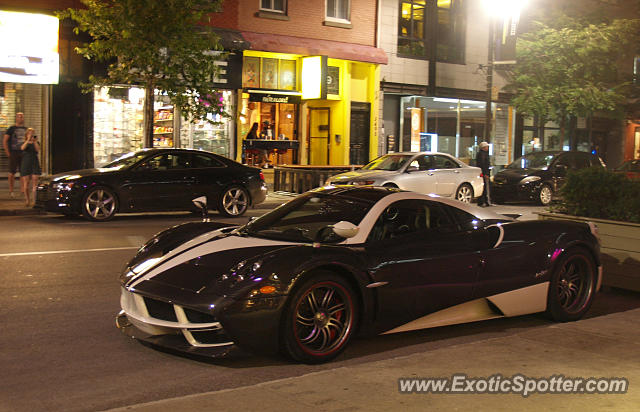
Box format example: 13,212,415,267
476,141,492,206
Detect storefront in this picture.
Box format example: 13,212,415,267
394,96,513,166
0,10,58,176
237,50,381,167
92,87,236,166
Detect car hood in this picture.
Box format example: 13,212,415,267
330,169,397,182
494,168,543,184
44,168,119,183
123,227,301,300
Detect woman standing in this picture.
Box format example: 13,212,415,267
20,128,41,207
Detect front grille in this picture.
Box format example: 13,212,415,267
190,329,232,345
184,308,217,323
143,297,177,321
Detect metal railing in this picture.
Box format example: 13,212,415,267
273,165,360,194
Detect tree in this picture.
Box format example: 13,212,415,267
506,12,640,149
58,0,225,147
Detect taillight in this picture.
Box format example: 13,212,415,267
259,171,265,181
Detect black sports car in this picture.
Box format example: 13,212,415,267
116,186,602,363
35,148,267,221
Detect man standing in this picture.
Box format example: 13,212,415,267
477,141,492,207
3,112,27,197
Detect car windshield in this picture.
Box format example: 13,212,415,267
362,154,413,171
240,192,374,243
100,152,150,170
506,153,556,170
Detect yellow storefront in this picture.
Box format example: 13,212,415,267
237,50,381,167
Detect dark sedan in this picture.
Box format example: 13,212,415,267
492,150,605,205
116,186,602,363
35,148,267,221
614,159,640,180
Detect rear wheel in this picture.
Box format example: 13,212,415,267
218,186,249,217
81,186,118,221
455,183,473,203
538,184,553,206
546,248,596,322
281,272,357,364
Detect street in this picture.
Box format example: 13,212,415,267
1,205,640,411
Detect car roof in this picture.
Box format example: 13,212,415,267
384,151,456,157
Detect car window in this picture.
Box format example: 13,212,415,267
571,153,590,169
193,154,225,168
432,155,458,169
554,154,570,168
362,154,413,171
367,199,456,242
137,153,192,171
444,204,484,231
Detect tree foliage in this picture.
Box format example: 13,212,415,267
57,0,225,146
506,12,640,140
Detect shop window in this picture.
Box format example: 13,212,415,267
397,0,466,64
261,0,286,14
326,0,350,22
242,56,297,90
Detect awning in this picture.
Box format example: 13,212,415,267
241,31,388,65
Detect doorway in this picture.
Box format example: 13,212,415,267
308,107,330,165
350,102,370,165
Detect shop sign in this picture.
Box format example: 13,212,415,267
0,10,59,84
249,92,301,104
327,66,340,95
410,108,421,152
301,55,328,100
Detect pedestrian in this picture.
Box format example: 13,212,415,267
476,141,492,207
19,128,41,207
2,112,27,198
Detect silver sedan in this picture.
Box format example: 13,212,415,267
327,152,484,203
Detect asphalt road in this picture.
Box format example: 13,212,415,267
2,207,639,412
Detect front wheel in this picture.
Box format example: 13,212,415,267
538,184,553,206
455,183,473,203
546,248,596,322
218,186,249,217
81,186,118,221
281,272,357,363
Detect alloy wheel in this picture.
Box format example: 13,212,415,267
540,185,552,205
556,255,593,315
221,187,248,216
84,188,116,220
456,184,473,203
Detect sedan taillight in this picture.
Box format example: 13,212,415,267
259,171,265,181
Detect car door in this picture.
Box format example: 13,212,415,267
364,199,479,332
395,155,438,194
189,153,233,205
446,206,548,299
431,155,462,196
121,152,197,211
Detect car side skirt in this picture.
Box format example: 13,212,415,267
382,282,549,334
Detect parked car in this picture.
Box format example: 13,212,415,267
613,159,640,180
116,186,601,364
326,152,483,203
35,148,267,221
492,150,605,206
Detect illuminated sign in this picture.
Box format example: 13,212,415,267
301,56,327,100
0,11,59,84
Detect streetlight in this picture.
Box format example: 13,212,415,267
483,0,527,143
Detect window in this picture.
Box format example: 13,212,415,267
432,155,459,169
138,153,192,171
367,199,456,242
398,0,426,57
326,0,350,22
397,0,466,63
261,0,286,13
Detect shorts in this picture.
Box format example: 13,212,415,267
8,151,23,174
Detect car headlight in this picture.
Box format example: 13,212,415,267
519,176,541,185
52,182,76,191
351,180,375,186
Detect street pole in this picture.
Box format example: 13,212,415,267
484,16,495,143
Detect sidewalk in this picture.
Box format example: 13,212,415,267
0,177,43,216
108,305,640,411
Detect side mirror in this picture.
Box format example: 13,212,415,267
332,221,359,239
192,196,210,222
405,166,419,173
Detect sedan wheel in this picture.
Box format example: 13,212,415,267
539,184,553,206
455,184,473,203
218,186,249,217
81,187,118,221
546,248,596,322
282,272,356,363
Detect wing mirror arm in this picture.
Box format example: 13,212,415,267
192,196,210,222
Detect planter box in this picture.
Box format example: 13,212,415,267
538,212,640,292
